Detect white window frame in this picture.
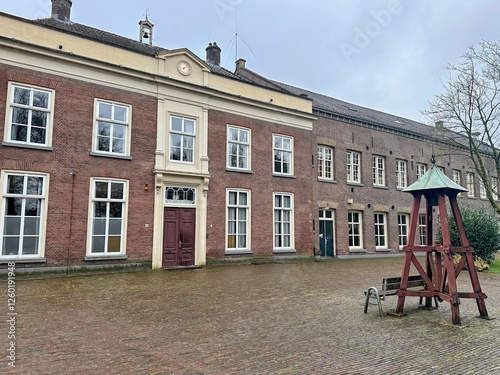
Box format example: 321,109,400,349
452,170,462,197
273,193,294,252
169,115,196,163
396,160,407,189
226,189,251,253
418,214,427,246
87,178,128,256
5,82,54,148
318,145,334,180
397,213,409,249
227,126,250,171
273,134,293,175
93,99,131,157
346,151,361,184
466,172,475,197
348,210,363,250
416,163,427,179
374,212,388,249
491,176,499,201
480,178,487,199
452,170,461,185
0,171,49,259
164,186,196,206
372,156,386,186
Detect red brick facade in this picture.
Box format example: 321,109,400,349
312,115,493,257
0,65,157,268
1,9,496,271
206,110,313,258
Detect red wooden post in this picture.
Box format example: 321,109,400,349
449,195,489,318
396,165,489,325
396,195,421,314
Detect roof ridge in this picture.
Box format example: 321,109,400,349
270,78,427,126
33,17,167,56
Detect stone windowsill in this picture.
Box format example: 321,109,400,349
84,255,128,261
0,258,47,264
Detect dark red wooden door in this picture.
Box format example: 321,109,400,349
163,208,195,267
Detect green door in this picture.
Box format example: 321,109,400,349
319,209,335,257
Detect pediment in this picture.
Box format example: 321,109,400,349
158,48,210,82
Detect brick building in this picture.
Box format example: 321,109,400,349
0,0,315,271
0,1,496,272
235,64,497,258
206,109,314,259
0,3,161,269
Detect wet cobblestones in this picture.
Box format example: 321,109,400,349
1,257,500,374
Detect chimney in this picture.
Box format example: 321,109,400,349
235,58,246,73
51,0,72,21
206,42,221,66
435,121,444,129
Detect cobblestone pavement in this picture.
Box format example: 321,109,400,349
1,257,500,374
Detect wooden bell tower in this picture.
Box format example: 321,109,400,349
396,161,489,325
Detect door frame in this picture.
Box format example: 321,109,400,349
319,208,336,257
162,207,196,267
152,179,208,269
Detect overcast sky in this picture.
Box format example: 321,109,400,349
3,0,500,124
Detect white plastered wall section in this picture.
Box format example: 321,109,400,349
150,90,315,269
151,97,209,269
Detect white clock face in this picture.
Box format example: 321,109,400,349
177,60,192,76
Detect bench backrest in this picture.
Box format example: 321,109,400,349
382,275,425,296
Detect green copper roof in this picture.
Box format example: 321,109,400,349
403,165,468,193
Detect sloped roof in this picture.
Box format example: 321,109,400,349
271,80,439,137
207,63,251,82
403,165,467,194
17,15,492,155
263,80,486,153
15,14,457,146
33,17,167,56
32,17,254,85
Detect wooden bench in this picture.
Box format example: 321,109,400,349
364,275,438,316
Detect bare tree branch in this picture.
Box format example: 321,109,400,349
424,40,500,214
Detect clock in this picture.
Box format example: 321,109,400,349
177,60,192,76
